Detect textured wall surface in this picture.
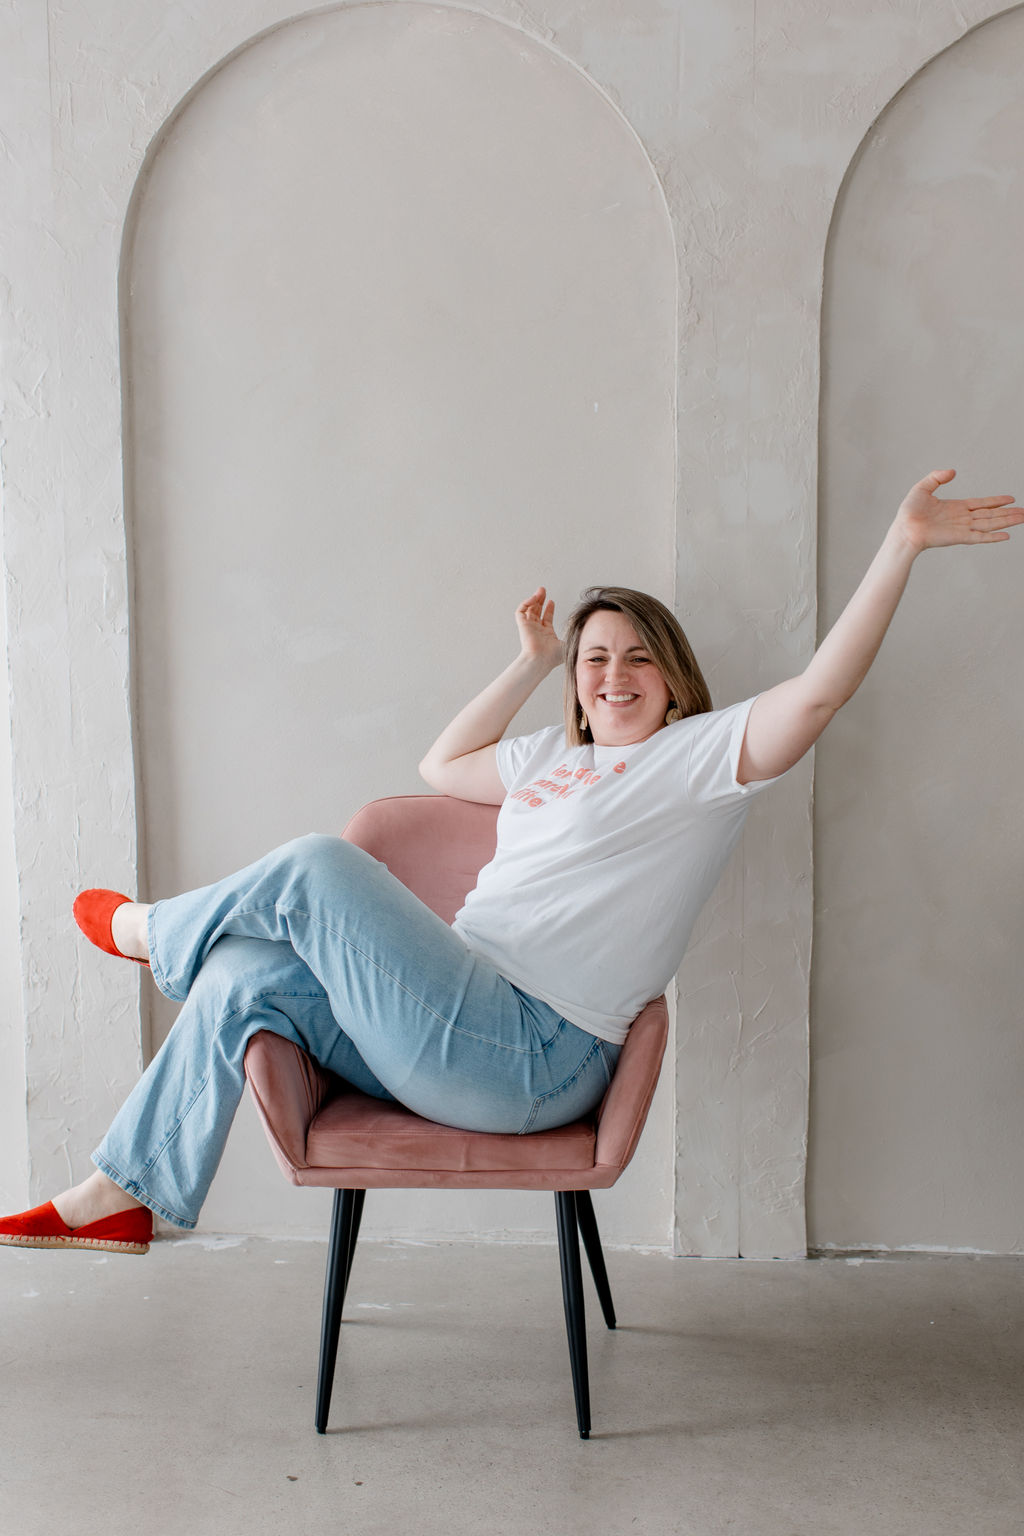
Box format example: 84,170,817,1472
0,573,27,1214
1,0,1019,1254
0,2,145,1205
813,7,1024,1253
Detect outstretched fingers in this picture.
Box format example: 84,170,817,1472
898,470,1024,551
959,501,1024,542
970,494,1016,508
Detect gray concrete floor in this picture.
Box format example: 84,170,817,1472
1,1236,1022,1536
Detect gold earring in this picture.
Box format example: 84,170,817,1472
665,703,683,725
579,708,588,732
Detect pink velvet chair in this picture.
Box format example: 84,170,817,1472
244,795,669,1438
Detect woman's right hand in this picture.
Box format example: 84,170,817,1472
515,586,563,672
419,586,563,802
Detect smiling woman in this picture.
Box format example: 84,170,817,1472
577,614,673,744
0,472,1020,1251
561,586,712,749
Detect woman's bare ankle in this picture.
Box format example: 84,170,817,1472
51,1171,145,1230
110,901,152,962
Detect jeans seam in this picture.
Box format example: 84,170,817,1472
132,1068,212,1185
518,1036,608,1135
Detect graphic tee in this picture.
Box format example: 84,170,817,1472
451,698,778,1044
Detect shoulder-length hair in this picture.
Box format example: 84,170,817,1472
562,587,712,747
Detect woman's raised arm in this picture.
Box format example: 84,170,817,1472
418,586,564,803
737,469,1024,785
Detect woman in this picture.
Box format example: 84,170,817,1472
1,469,1019,1254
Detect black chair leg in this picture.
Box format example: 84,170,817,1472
343,1187,365,1298
315,1187,364,1433
554,1191,591,1439
575,1190,616,1329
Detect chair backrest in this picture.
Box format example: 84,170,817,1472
341,794,499,925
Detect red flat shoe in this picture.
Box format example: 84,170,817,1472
73,888,149,966
0,1200,152,1255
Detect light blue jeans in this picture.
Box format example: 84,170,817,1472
93,834,619,1228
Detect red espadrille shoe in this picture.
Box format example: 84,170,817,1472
0,1201,152,1255
73,889,149,966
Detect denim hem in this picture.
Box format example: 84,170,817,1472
91,1151,197,1230
147,902,186,1001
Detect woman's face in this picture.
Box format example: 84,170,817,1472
575,610,672,747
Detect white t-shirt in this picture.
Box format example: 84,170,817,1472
451,698,777,1045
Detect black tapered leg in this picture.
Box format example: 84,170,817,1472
554,1191,591,1439
315,1187,363,1433
575,1190,616,1329
343,1187,365,1298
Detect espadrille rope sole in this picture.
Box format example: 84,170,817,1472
0,1200,153,1251
0,1233,149,1254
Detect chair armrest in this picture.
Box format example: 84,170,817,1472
244,1032,337,1178
593,996,669,1175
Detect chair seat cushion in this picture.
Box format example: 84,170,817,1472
305,1088,598,1174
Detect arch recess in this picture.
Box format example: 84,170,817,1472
813,6,1024,1254
123,2,678,1237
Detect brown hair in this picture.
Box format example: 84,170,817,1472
562,587,712,746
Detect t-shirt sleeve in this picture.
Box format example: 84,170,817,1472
496,725,565,790
685,696,779,803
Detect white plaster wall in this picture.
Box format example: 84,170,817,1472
0,578,28,1213
811,7,1024,1254
124,3,678,1240
0,0,144,1208
2,0,1019,1256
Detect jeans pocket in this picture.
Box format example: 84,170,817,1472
517,1035,617,1136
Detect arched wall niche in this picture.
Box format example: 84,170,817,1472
812,5,1024,1254
122,2,678,1238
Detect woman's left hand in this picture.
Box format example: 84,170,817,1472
739,465,1024,785
894,468,1024,554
